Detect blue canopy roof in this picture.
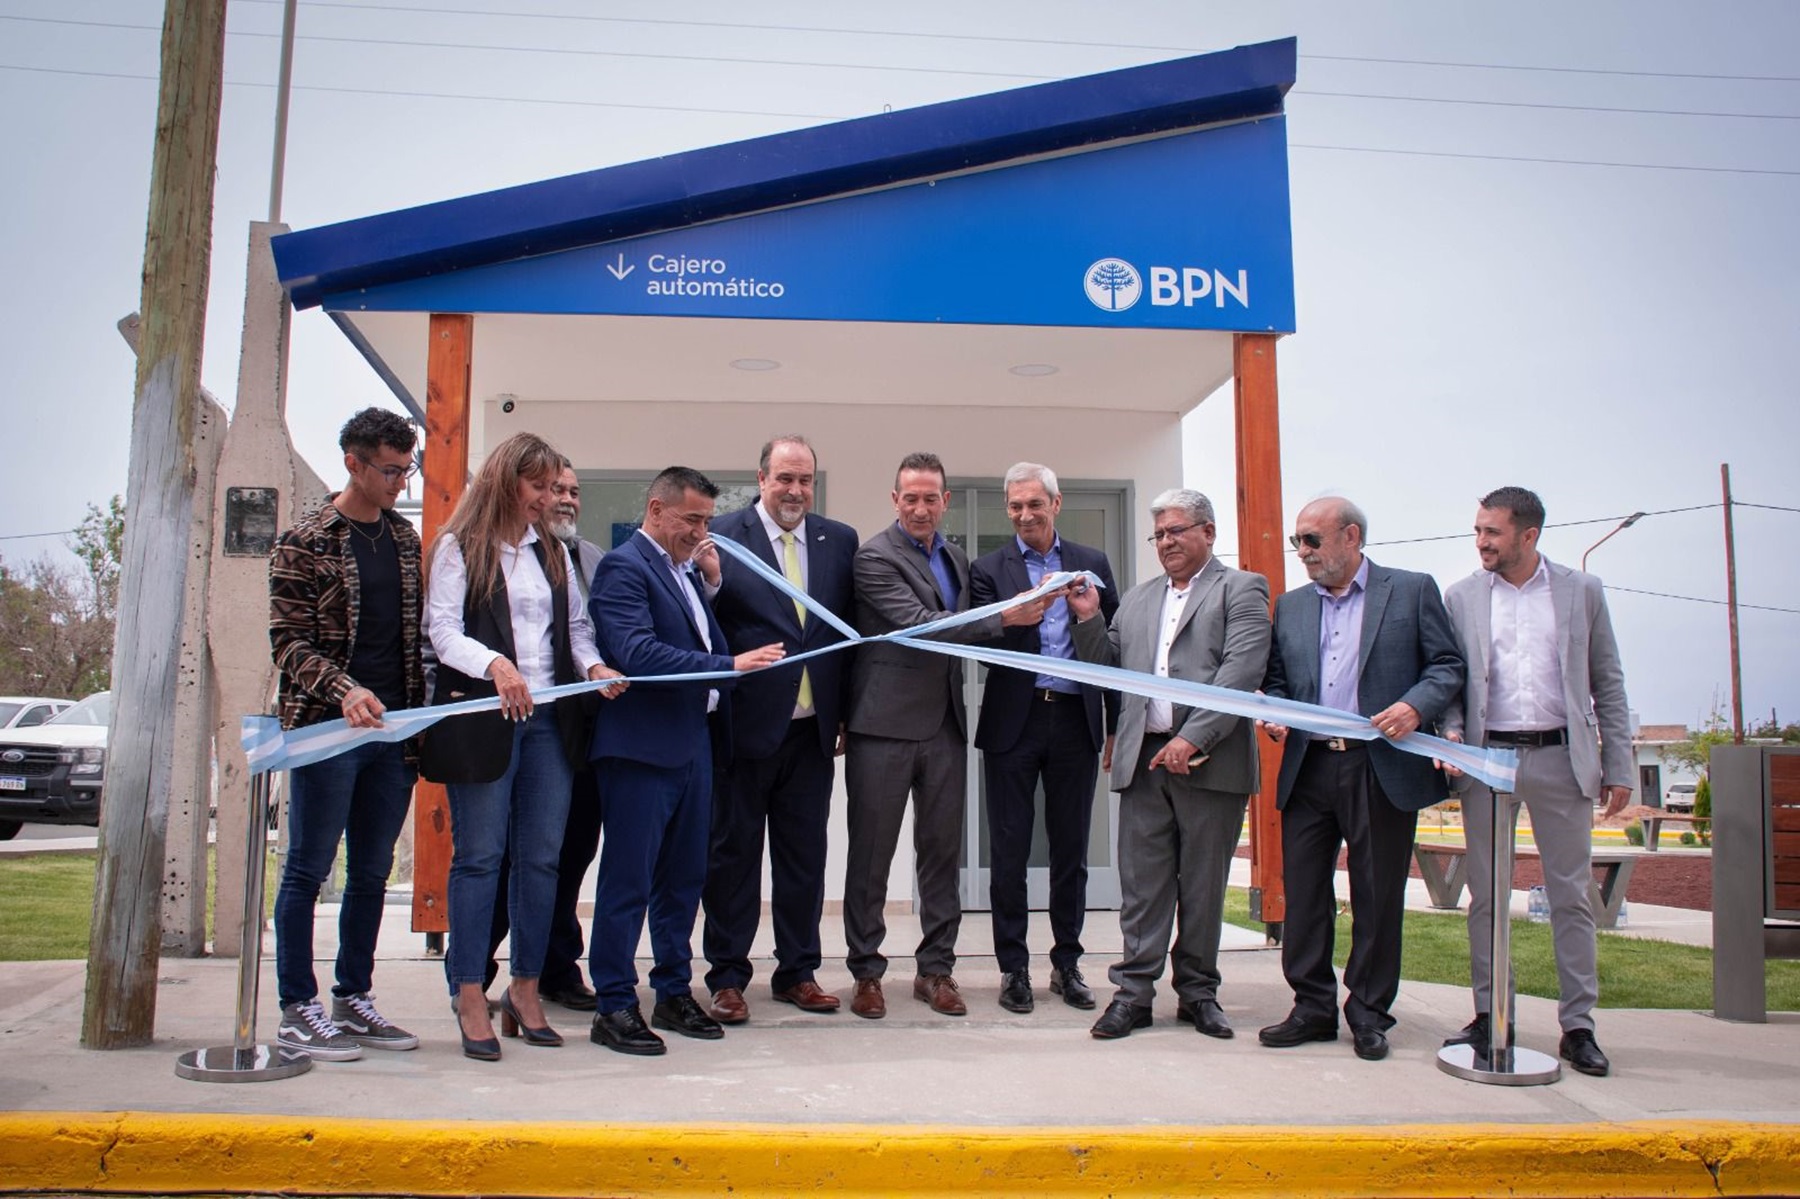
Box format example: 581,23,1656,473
272,38,1295,310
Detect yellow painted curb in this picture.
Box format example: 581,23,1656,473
2,1114,1799,1197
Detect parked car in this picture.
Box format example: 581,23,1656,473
0,696,73,730
0,691,108,840
1664,782,1699,813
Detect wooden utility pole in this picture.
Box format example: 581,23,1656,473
1233,332,1287,931
1722,463,1745,745
83,0,228,1048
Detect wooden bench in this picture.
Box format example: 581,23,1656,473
1413,842,1639,929
1621,804,1710,852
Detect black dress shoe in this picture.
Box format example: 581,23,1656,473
1443,1013,1513,1060
1258,1013,1339,1048
652,994,725,1040
998,971,1034,1013
1049,966,1096,1010
1175,998,1234,1039
1089,997,1151,1040
590,1005,666,1056
540,981,598,1011
1351,1025,1389,1061
1559,1028,1611,1077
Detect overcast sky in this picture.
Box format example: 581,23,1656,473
2,1,1795,727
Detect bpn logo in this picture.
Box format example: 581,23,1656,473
1084,258,1141,312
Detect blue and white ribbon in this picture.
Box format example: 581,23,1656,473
242,535,1515,792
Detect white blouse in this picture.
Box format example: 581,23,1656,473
426,529,604,692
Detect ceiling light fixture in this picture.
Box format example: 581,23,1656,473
730,358,781,371
1009,363,1059,377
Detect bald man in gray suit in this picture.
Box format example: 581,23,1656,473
1441,486,1632,1078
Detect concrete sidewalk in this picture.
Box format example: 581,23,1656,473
2,840,1790,1195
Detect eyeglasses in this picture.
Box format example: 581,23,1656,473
357,455,420,484
1148,524,1198,544
1288,532,1325,551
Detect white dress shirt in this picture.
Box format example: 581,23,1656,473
426,529,604,692
1146,578,1193,734
1486,555,1567,732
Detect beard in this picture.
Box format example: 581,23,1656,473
548,512,579,542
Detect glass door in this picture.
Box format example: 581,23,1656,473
943,482,1130,912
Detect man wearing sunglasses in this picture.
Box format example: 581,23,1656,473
1067,489,1270,1041
1438,487,1632,1077
269,406,424,1061
1258,497,1463,1062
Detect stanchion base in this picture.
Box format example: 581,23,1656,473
175,1043,314,1083
1436,1042,1561,1086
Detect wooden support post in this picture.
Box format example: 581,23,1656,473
83,0,228,1048
412,313,473,936
1233,333,1287,929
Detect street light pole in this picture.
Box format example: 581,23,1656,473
1580,511,1647,573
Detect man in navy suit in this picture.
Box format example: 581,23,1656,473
695,436,858,1024
586,466,785,1056
969,462,1119,1014
1258,496,1463,1062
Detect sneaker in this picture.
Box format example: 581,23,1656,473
278,999,364,1061
331,992,420,1051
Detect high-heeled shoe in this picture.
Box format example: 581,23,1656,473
454,996,502,1062
499,989,564,1047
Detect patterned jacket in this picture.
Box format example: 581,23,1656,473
269,497,425,752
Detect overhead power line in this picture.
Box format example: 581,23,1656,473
208,0,1800,83
1606,586,1800,616
1366,504,1725,548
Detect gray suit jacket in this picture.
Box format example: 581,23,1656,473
847,522,1003,742
1072,556,1271,795
1263,558,1464,812
1442,557,1633,798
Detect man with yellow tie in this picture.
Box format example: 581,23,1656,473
695,436,860,1023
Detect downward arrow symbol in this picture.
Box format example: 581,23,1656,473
607,253,635,281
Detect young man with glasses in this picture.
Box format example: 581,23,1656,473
268,407,423,1060
1067,489,1270,1041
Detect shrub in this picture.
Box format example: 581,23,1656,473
1695,775,1713,846
1624,821,1644,846
1680,830,1697,847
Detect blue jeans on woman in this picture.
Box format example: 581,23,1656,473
445,710,574,988
274,739,415,1008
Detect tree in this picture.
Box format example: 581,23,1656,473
0,497,124,697
1659,708,1732,778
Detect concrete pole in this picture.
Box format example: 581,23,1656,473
207,222,329,956
84,0,228,1048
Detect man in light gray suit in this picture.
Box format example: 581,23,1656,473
1440,486,1632,1077
1069,488,1270,1040
842,451,1051,1020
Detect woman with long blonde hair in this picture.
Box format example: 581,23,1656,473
424,432,622,1060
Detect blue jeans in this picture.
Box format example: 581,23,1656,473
274,740,415,1008
445,712,573,987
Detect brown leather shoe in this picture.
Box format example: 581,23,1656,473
772,980,841,1013
707,987,749,1025
913,973,967,1016
850,978,885,1020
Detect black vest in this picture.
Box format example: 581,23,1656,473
420,539,589,784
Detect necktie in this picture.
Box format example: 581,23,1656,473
781,532,812,710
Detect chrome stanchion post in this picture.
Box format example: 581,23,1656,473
176,766,312,1081
1437,787,1559,1085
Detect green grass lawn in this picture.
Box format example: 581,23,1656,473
1222,886,1800,1011
0,849,277,961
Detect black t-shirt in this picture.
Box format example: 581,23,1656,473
345,515,407,712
